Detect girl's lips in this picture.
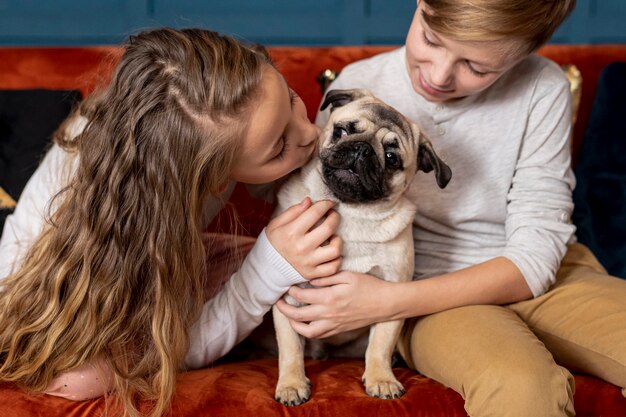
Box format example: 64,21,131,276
419,71,453,96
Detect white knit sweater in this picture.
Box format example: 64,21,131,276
317,47,576,297
0,140,303,369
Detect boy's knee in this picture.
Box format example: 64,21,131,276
465,359,575,417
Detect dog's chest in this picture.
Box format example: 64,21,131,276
338,218,415,282
341,240,387,277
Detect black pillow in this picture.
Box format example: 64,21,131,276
0,89,82,236
572,62,626,279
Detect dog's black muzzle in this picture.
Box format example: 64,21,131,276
320,141,386,203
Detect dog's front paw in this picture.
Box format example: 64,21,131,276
362,373,405,399
275,377,311,406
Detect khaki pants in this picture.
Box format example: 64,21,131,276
398,243,626,417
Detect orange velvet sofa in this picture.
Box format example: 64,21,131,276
1,45,626,416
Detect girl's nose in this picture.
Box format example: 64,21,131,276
303,123,321,147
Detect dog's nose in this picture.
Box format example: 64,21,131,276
325,141,375,169
350,142,373,161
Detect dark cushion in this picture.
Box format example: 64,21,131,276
572,62,626,279
0,89,81,235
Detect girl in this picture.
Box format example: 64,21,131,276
0,28,342,417
278,1,626,416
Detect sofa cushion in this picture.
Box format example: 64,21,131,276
0,89,81,235
573,62,626,279
2,45,626,417
1,358,625,416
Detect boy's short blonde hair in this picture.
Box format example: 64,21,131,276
421,0,576,54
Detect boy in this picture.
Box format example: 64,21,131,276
277,1,626,415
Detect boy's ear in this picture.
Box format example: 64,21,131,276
320,89,370,112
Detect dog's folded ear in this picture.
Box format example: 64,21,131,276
416,131,452,189
320,89,372,112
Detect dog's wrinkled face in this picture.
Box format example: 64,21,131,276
319,89,451,204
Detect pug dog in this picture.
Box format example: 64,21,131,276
272,89,451,406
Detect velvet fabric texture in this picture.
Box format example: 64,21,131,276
1,45,626,416
2,359,626,417
573,62,626,279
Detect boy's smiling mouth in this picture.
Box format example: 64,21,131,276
418,70,454,96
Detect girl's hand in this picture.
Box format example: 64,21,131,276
266,197,343,280
275,271,395,339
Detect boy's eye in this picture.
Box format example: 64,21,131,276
422,32,437,47
464,61,488,77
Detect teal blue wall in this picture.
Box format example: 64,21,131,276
0,0,624,46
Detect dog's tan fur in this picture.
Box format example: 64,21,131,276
272,89,451,406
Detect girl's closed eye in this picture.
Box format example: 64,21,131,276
275,136,289,160
273,88,297,160
289,89,298,106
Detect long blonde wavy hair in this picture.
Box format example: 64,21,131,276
0,28,272,417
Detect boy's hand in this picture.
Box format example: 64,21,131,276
266,198,342,280
275,271,394,339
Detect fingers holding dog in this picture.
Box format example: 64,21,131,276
305,208,341,248
312,257,342,279
276,299,319,322
308,234,342,267
268,196,313,228
266,199,342,279
291,199,337,235
283,316,336,340
276,271,394,338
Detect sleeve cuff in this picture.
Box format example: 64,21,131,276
253,228,305,287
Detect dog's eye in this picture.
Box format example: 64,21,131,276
332,126,348,139
385,152,402,170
